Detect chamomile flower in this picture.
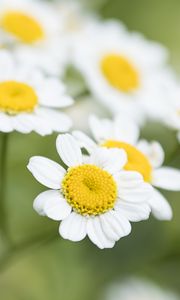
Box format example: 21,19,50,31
0,50,73,135
27,133,152,249
0,0,61,46
73,115,180,220
73,22,169,122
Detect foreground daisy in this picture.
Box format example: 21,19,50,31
27,134,152,249
0,50,73,135
103,277,179,300
0,0,61,46
73,115,180,220
73,22,169,122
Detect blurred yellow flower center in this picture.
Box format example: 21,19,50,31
62,164,117,216
101,54,140,92
103,140,152,182
1,11,44,43
0,81,38,114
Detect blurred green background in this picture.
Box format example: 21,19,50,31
0,0,180,299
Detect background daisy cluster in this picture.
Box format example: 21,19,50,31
0,0,180,299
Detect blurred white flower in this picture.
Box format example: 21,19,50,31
0,0,61,46
73,115,180,220
0,50,73,135
102,278,179,300
73,21,170,123
27,133,152,249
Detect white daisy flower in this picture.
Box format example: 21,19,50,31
73,22,169,122
0,50,73,135
0,0,61,46
27,133,152,249
73,115,180,220
103,277,179,300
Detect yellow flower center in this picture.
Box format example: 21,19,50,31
1,11,44,43
0,81,38,114
62,164,117,216
103,140,152,182
101,54,140,92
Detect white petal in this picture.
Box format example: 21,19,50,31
87,217,115,249
35,108,72,132
119,182,152,203
12,113,53,136
44,191,71,221
152,167,180,191
117,171,153,203
89,115,113,143
59,212,87,242
0,113,13,132
37,78,74,108
33,191,49,216
72,130,97,153
33,190,71,220
27,156,66,189
115,200,151,222
87,147,127,175
56,134,82,167
113,114,140,144
137,140,165,168
89,114,140,145
149,188,173,220
11,114,33,134
115,171,144,189
100,210,131,241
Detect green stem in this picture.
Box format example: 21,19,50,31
0,133,9,242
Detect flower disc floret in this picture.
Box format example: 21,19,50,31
0,81,38,114
101,54,140,92
1,11,44,43
62,164,117,216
